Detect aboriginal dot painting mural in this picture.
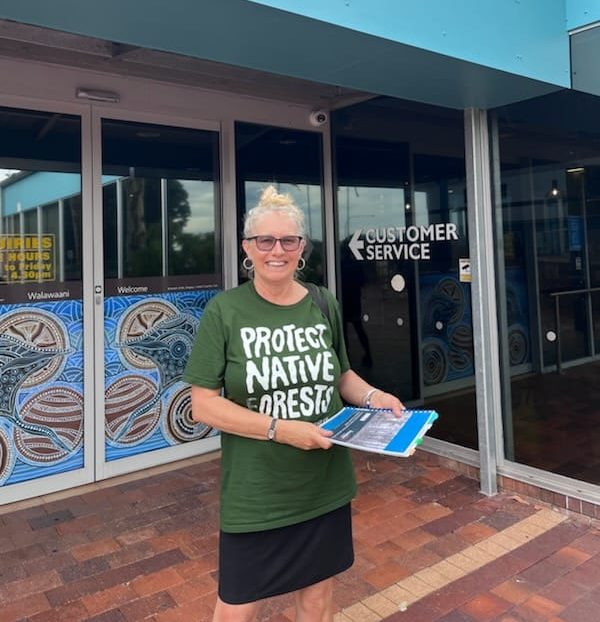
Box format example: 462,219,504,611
503,267,531,368
420,274,474,386
0,300,84,486
104,289,219,460
420,270,531,387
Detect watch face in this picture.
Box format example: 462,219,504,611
267,418,277,440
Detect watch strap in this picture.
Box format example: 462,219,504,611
267,417,277,441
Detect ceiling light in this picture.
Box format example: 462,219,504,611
546,179,562,199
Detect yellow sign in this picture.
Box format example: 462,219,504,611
459,258,471,283
0,234,55,282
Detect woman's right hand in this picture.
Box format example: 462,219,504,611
190,387,334,448
276,420,333,451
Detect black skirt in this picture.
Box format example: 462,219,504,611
218,503,354,604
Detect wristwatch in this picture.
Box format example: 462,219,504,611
267,417,278,441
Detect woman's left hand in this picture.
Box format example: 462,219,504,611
370,390,405,416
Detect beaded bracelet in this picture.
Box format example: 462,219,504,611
363,388,379,408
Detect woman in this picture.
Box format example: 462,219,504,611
184,186,404,622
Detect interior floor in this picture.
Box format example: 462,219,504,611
425,360,600,486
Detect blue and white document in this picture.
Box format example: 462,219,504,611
319,407,438,457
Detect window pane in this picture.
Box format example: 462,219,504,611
121,177,162,277
167,179,217,276
102,119,221,287
0,106,84,487
103,184,118,279
492,90,600,483
333,98,474,448
235,122,325,285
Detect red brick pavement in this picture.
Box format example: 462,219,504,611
0,450,598,622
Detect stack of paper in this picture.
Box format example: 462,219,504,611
319,407,438,457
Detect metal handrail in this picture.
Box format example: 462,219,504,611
549,286,600,373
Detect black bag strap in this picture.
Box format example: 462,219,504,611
305,282,340,355
304,282,330,322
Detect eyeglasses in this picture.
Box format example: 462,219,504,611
246,235,303,252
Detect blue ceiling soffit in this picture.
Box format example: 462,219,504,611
571,26,600,98
0,0,562,109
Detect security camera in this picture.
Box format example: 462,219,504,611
309,110,328,127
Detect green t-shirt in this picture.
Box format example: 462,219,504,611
183,280,357,533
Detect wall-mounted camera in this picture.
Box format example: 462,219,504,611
309,109,328,127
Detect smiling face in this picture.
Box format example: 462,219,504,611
242,211,306,288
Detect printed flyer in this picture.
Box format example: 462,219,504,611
320,407,438,457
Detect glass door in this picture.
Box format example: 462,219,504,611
97,116,222,476
334,134,417,400
333,98,476,449
0,105,90,498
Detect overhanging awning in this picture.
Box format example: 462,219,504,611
0,0,563,109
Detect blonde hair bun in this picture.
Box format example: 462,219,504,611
258,185,293,208
244,185,307,238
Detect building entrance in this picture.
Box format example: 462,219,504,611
0,105,224,501
333,98,478,450
96,116,222,478
0,95,483,504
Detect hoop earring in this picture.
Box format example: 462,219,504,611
297,257,306,271
242,257,254,271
